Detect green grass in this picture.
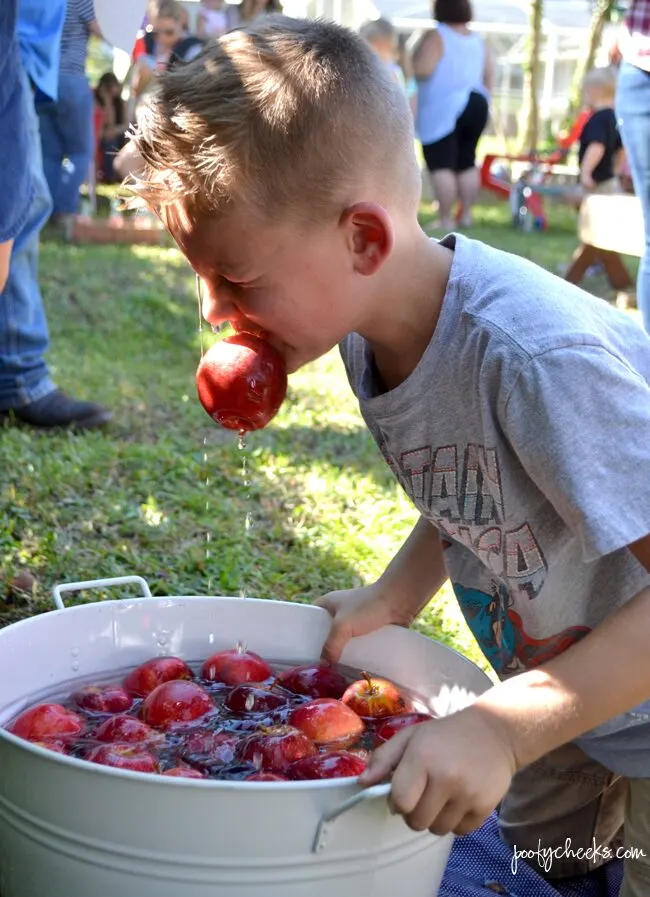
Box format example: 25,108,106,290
0,196,640,675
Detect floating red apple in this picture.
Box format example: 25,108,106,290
341,674,409,720
245,771,289,782
87,744,160,773
8,703,85,743
289,698,365,747
177,729,240,770
224,684,288,714
288,750,367,780
30,739,68,755
196,333,287,432
277,664,348,699
94,714,165,746
375,712,432,744
71,684,133,715
162,766,206,779
237,725,317,773
123,656,194,698
141,680,215,731
201,648,272,686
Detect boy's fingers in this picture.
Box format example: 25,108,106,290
358,728,412,787
319,623,349,666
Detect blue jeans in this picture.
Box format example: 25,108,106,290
0,66,54,410
37,73,93,216
616,62,650,332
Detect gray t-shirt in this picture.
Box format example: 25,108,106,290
340,233,650,777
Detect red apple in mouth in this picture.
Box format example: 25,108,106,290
289,698,365,747
141,680,216,730
237,725,317,773
277,664,348,699
87,744,160,773
288,750,367,780
71,684,133,715
123,656,194,698
201,648,272,686
8,703,85,743
196,333,287,431
341,674,410,720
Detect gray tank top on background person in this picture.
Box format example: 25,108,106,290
415,23,487,145
340,233,650,777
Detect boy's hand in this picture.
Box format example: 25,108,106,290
359,707,517,835
315,583,412,665
580,172,595,190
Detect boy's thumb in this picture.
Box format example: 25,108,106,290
358,734,406,787
319,623,348,666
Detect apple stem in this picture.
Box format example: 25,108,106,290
362,671,377,695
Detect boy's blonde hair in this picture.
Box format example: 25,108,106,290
131,15,419,222
582,65,618,99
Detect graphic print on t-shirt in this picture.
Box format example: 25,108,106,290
381,440,591,674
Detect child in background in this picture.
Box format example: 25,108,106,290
564,65,632,291
359,18,405,90
131,18,650,896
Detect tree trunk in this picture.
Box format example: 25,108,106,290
519,0,544,154
565,0,618,124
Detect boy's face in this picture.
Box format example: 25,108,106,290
162,199,374,374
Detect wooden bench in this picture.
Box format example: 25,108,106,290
577,193,644,308
579,193,645,258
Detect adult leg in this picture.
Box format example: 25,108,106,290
422,134,458,230
456,91,489,227
499,741,626,879
0,68,55,409
56,73,94,215
616,62,650,331
0,66,110,428
36,98,64,217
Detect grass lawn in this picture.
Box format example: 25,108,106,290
0,195,640,675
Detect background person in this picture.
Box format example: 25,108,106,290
411,0,493,229
615,0,650,332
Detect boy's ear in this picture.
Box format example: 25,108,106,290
341,202,394,276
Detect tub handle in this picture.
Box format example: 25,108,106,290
312,782,391,853
52,576,153,610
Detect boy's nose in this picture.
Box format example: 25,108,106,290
199,279,235,329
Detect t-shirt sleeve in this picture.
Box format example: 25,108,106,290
0,4,33,243
581,112,609,148
79,0,96,24
503,344,650,561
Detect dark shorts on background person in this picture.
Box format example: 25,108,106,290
422,89,489,172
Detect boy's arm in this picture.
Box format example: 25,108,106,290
317,516,448,664
580,142,605,189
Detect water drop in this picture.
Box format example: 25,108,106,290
238,431,247,450
235,639,247,654
245,513,254,532
72,660,80,672
71,647,80,658
206,533,212,543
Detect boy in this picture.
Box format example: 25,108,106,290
130,17,650,895
564,65,633,292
